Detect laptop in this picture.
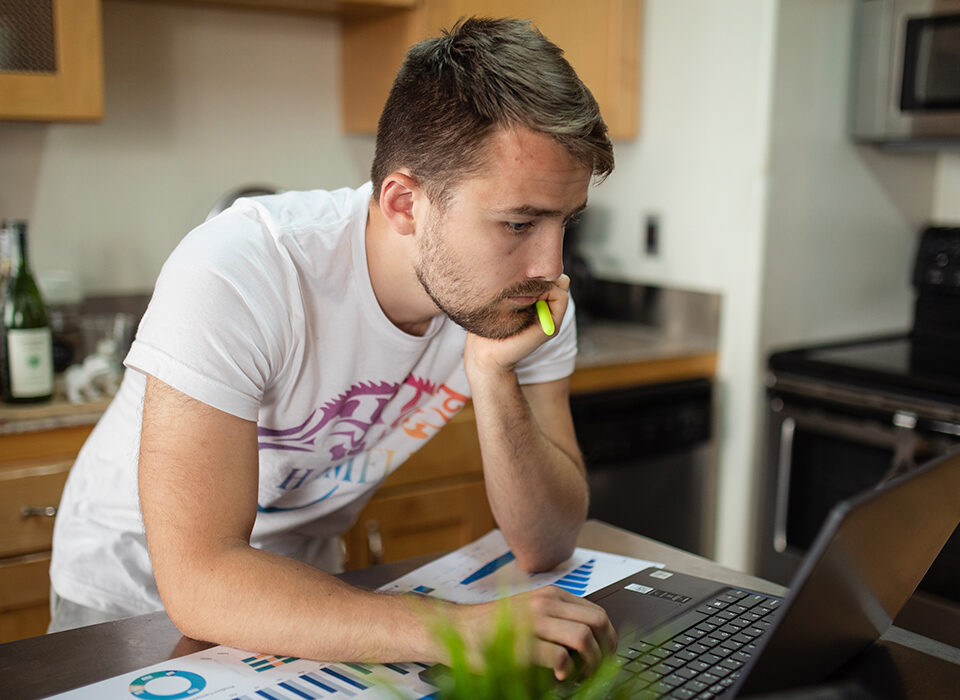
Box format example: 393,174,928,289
583,449,960,698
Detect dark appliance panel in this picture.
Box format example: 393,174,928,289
572,378,716,558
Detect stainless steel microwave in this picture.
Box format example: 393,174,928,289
851,0,960,143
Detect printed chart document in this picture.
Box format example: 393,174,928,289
377,530,662,602
50,531,660,699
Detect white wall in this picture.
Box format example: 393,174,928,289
0,0,375,296
934,154,960,222
580,0,780,569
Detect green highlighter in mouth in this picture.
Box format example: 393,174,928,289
535,299,555,336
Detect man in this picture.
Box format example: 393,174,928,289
50,17,616,681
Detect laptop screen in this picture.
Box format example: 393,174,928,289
735,449,960,694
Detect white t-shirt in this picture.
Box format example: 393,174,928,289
50,182,578,616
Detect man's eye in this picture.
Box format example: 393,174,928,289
506,221,532,233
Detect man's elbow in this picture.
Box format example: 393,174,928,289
513,541,577,574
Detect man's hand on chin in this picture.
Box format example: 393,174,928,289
464,274,570,378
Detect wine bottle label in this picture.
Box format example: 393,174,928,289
7,327,54,398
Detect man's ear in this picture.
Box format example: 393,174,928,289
378,172,421,236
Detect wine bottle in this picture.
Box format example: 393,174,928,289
1,220,55,403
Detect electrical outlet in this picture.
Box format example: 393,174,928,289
644,214,660,256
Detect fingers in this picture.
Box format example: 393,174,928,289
522,586,617,680
537,274,571,337
451,586,617,682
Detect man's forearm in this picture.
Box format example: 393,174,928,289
161,541,447,663
469,370,588,572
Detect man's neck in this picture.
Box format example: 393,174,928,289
364,199,439,337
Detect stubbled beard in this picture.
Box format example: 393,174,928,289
414,214,550,340
416,268,545,339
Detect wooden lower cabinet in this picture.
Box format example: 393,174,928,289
0,425,94,644
343,402,495,569
344,479,494,570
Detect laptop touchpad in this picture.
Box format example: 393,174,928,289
592,587,687,636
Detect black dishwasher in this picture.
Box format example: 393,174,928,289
570,378,716,557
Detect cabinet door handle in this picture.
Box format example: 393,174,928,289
366,520,383,566
21,505,58,518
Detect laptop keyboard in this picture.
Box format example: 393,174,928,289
602,588,782,699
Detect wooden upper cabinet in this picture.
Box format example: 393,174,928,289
135,0,416,16
0,0,104,121
342,0,641,139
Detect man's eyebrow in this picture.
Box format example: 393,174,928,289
493,202,588,219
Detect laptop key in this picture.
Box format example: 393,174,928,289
637,669,661,683
649,680,675,695
670,688,698,699
720,658,744,671
661,656,687,670
650,662,675,676
739,594,768,609
662,673,687,688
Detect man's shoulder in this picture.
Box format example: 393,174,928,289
174,183,371,267
245,183,373,235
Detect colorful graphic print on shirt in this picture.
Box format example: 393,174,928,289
256,374,467,512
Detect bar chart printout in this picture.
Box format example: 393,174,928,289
50,645,438,699
378,529,662,603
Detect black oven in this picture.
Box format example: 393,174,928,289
756,225,960,647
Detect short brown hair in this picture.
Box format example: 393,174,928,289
371,17,614,207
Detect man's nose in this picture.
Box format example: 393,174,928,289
525,226,565,282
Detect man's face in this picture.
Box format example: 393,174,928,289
413,127,591,339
